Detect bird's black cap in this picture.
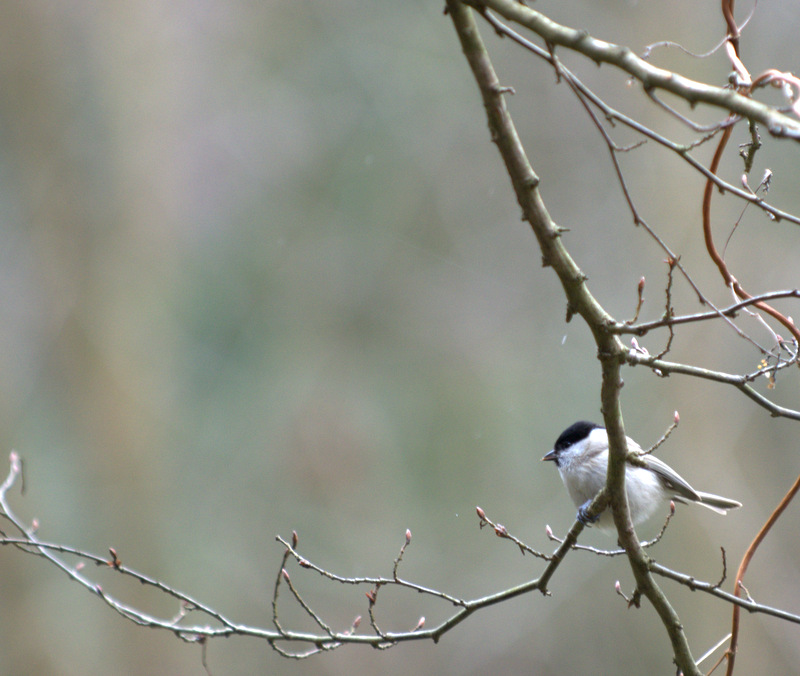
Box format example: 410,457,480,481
553,421,601,453
542,421,602,465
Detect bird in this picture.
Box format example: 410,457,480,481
542,421,742,532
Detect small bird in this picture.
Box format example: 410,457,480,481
542,421,742,532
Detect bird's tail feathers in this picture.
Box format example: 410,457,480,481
695,491,742,515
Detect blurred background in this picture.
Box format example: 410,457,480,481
1,1,799,674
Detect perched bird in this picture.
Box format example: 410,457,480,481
542,421,742,532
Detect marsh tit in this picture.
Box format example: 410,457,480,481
542,421,742,532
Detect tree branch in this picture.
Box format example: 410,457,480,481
447,2,703,672
471,0,800,139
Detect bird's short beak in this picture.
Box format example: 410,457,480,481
542,449,557,462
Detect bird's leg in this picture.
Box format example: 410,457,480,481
577,500,601,525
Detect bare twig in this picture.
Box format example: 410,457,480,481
476,506,552,560
726,470,800,675
474,0,800,139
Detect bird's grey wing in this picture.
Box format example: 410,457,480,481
638,454,701,503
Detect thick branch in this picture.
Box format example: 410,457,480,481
447,3,702,673
446,0,619,344
473,0,800,139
